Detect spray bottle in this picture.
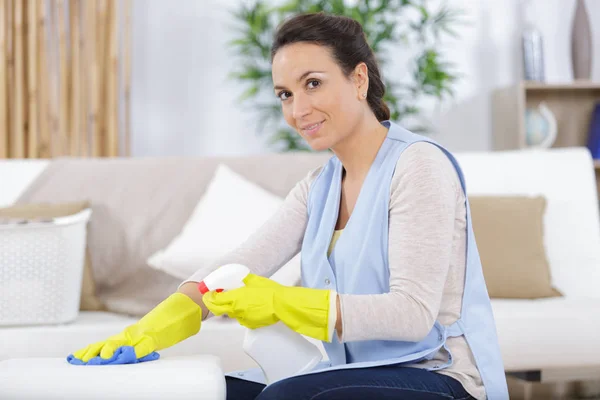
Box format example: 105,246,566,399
198,263,323,384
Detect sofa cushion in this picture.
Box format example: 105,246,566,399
3,299,599,375
147,164,301,286
455,147,600,298
0,355,225,400
469,195,561,299
0,201,105,311
492,297,600,371
0,311,282,373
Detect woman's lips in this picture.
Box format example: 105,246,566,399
301,120,324,137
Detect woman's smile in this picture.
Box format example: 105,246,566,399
300,120,325,137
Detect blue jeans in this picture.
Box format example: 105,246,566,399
225,366,475,400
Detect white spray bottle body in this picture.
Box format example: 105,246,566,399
198,263,322,384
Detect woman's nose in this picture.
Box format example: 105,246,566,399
292,93,311,120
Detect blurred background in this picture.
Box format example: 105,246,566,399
1,0,599,160
130,0,600,156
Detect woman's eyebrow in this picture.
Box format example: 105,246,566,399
274,70,325,91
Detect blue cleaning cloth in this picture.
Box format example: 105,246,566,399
67,346,160,365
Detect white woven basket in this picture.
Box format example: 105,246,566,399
0,209,92,326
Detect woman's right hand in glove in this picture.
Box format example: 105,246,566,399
72,291,204,362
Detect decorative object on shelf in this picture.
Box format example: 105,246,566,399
586,102,600,159
571,0,592,80
524,102,557,148
520,0,545,82
228,0,464,151
522,27,545,82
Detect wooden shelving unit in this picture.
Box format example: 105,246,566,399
492,81,600,151
492,81,600,194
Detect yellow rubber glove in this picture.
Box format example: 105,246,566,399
202,273,331,342
73,293,202,362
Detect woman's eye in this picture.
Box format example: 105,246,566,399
278,91,291,101
307,79,320,89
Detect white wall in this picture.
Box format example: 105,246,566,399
130,0,600,156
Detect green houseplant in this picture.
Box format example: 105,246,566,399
229,0,464,151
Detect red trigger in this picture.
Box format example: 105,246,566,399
216,288,224,293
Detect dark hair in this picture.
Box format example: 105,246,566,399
271,12,391,122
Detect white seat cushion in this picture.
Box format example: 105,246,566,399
0,311,259,373
456,147,600,298
0,355,225,400
492,297,600,371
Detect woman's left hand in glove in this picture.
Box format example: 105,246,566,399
202,273,333,342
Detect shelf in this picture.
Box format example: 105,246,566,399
492,82,600,151
522,81,600,91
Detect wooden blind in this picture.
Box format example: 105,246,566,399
0,0,131,159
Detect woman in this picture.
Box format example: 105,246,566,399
71,12,508,400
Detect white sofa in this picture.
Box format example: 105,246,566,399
1,147,600,390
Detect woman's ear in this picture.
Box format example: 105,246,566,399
353,62,369,100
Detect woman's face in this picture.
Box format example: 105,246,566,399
272,42,367,151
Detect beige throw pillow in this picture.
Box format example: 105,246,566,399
469,195,562,299
0,201,106,311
